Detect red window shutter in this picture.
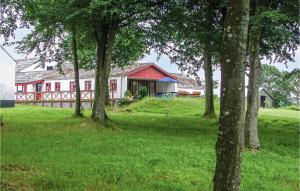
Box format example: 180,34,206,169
55,82,61,91
70,81,75,92
22,84,27,93
85,81,91,91
46,83,51,92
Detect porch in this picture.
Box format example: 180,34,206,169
127,78,178,98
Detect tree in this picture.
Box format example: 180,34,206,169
150,0,224,118
85,0,167,123
245,0,299,149
1,0,85,116
1,0,151,121
77,23,149,107
245,0,269,150
213,0,250,190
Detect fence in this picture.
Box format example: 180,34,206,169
15,91,95,108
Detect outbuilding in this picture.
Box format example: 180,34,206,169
259,88,275,108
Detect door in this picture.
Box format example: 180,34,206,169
260,96,266,107
150,81,155,96
36,83,42,100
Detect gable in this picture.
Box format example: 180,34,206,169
127,65,176,80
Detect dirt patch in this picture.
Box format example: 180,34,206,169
1,164,30,172
0,179,28,191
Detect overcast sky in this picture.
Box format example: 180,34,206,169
1,28,299,83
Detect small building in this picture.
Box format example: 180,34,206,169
259,88,275,108
0,47,16,107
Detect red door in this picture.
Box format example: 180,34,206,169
35,83,42,100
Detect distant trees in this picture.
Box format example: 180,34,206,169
260,64,299,105
289,69,300,105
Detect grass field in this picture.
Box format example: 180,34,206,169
1,98,299,191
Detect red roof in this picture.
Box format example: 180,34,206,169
15,80,44,85
127,64,177,80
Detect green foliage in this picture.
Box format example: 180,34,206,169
0,100,299,190
250,0,300,63
288,69,300,105
260,64,299,104
119,98,132,106
124,89,132,98
139,86,148,99
150,0,223,77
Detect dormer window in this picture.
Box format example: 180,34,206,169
47,66,53,71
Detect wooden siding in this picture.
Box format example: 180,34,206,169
128,65,176,80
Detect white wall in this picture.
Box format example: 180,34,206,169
116,76,127,99
156,82,177,93
43,79,96,92
43,76,127,99
0,60,15,101
178,88,202,94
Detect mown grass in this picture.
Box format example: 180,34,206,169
0,97,299,191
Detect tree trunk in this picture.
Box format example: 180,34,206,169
105,90,110,106
92,22,117,123
202,3,216,118
72,30,82,117
245,25,262,149
245,0,272,150
203,51,216,118
213,0,250,190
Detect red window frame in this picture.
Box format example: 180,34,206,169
70,81,75,92
45,83,51,92
55,82,61,91
85,81,92,91
110,79,117,92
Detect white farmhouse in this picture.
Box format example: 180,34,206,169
15,59,189,108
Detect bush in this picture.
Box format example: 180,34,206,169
124,89,132,98
140,86,148,99
119,97,132,106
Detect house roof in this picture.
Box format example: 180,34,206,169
15,59,177,83
15,58,40,73
126,63,177,80
259,88,275,100
171,73,203,90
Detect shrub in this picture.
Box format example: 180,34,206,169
119,98,132,106
140,86,148,99
124,89,132,98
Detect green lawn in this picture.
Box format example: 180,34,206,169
0,98,299,191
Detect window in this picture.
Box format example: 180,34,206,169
47,66,53,71
85,81,92,91
110,79,117,92
55,82,61,91
45,83,51,92
70,81,75,92
17,84,27,93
